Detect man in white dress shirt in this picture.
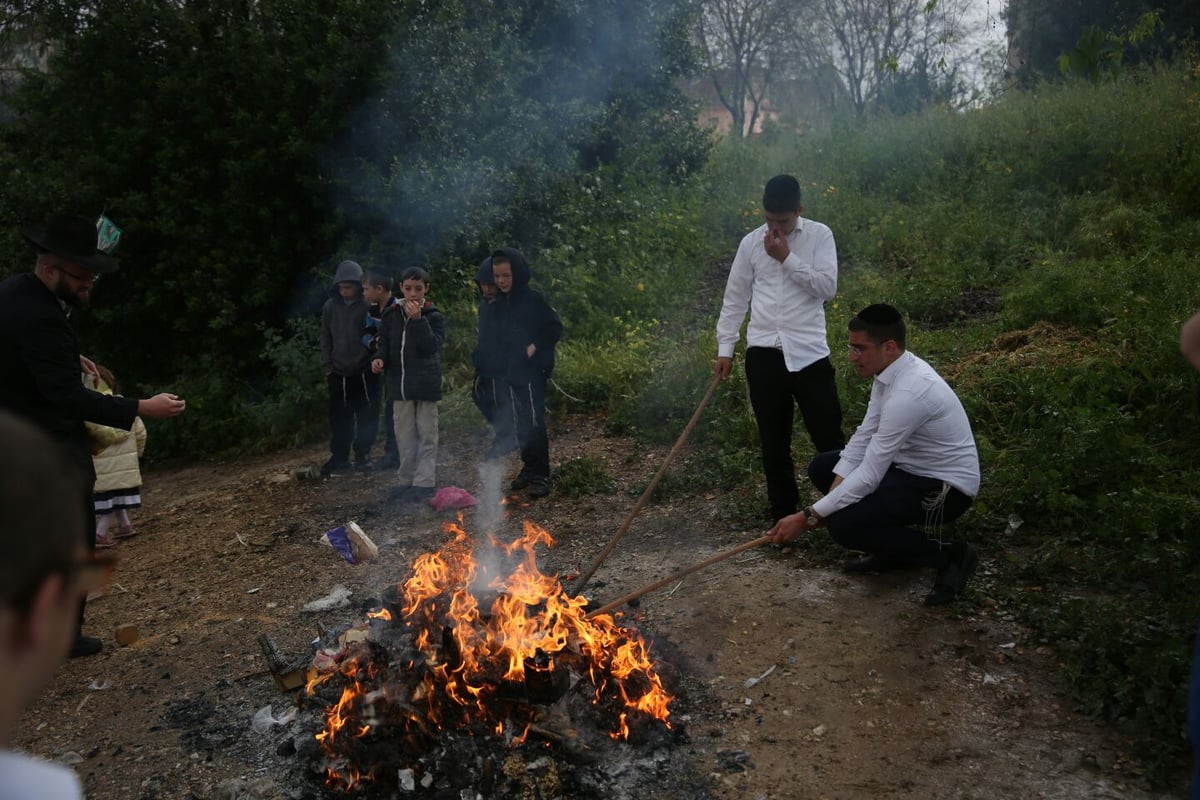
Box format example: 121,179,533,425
715,174,845,524
767,304,980,606
0,411,113,799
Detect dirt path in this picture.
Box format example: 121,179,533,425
15,414,1185,799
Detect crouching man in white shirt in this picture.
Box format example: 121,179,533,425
0,411,115,800
767,304,981,606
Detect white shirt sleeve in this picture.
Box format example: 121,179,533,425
833,383,882,477
782,224,837,300
813,387,932,518
715,235,754,358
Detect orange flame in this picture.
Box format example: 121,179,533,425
310,515,672,789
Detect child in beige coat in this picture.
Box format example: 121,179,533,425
89,366,147,548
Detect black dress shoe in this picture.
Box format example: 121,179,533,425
842,553,899,574
69,635,102,659
320,458,352,477
924,543,978,606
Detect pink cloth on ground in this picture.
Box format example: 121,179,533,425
429,486,477,511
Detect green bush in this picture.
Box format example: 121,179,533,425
554,457,618,497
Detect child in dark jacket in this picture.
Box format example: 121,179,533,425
471,256,503,424
319,259,377,475
362,269,401,470
488,247,563,498
371,266,446,502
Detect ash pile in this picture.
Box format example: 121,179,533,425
263,518,711,799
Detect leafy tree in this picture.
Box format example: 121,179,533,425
0,0,708,421
326,0,706,267
1005,0,1200,87
794,0,980,118
693,0,793,137
0,0,400,385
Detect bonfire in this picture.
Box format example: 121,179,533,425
304,515,672,792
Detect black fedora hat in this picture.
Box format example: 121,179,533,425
21,212,119,274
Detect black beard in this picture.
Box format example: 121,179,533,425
54,277,89,310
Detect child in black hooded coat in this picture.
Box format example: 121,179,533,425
487,247,562,497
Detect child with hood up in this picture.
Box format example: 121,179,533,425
488,247,562,498
471,256,503,424
319,259,377,475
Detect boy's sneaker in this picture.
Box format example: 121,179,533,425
353,457,372,472
408,486,436,502
509,474,531,491
320,458,352,477
526,477,551,498
374,452,399,471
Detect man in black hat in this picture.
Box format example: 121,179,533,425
0,211,186,658
767,304,980,606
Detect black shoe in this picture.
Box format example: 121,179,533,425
843,554,899,574
353,457,372,472
320,458,352,477
526,477,551,498
69,635,102,659
510,474,531,491
408,486,436,503
374,453,399,471
924,543,978,607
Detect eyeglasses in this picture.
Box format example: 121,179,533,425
55,263,98,284
847,340,892,354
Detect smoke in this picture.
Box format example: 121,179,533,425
318,1,688,267
474,457,507,537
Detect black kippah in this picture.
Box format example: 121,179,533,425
855,303,902,325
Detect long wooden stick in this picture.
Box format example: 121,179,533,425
585,534,772,618
569,374,722,597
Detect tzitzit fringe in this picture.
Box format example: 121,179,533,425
923,482,952,548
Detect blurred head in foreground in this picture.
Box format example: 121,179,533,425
0,410,109,747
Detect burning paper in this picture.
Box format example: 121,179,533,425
306,516,673,792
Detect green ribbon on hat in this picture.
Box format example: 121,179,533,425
95,214,122,255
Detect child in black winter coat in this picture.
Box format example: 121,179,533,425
486,247,562,497
371,266,446,502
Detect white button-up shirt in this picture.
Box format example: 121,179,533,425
715,218,837,372
812,350,980,518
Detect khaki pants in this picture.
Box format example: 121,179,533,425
392,399,439,488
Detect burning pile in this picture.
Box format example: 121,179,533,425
304,516,673,793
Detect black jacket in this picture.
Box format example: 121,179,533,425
472,256,504,380
377,300,445,401
0,272,138,479
491,247,562,382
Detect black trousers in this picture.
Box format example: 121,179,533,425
370,379,398,458
745,348,845,522
77,480,95,634
807,450,973,568
493,376,550,479
327,371,379,462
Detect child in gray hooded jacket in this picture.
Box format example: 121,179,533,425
319,259,378,475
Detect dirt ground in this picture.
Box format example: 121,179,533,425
15,413,1189,799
